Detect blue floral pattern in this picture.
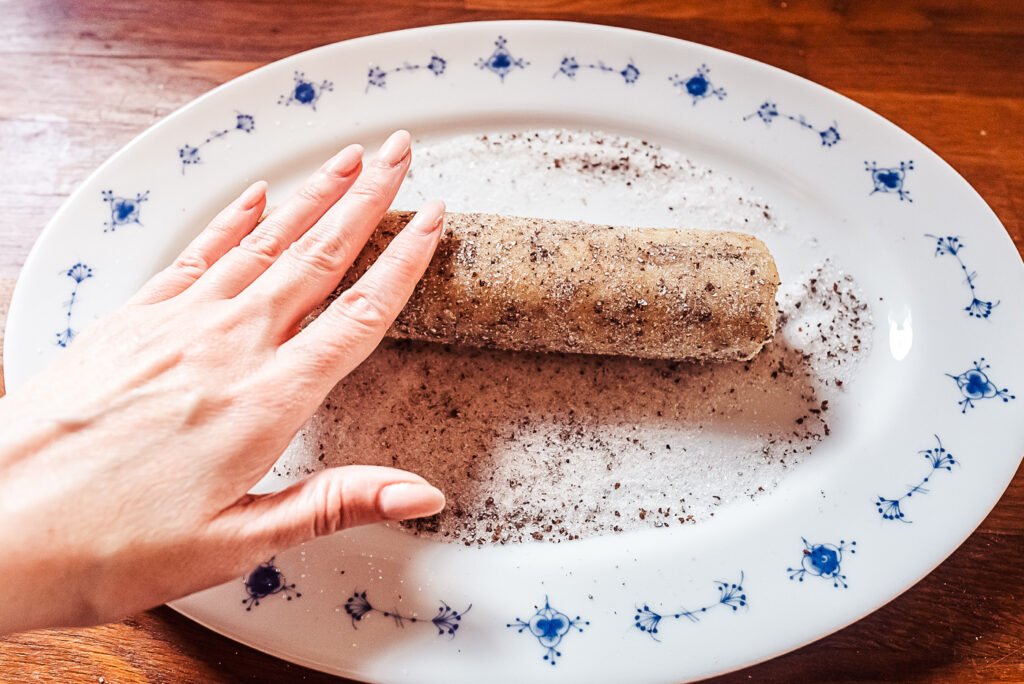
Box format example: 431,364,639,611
876,435,956,522
865,160,913,201
508,597,588,665
634,573,747,641
278,71,333,110
787,539,856,588
343,590,471,637
475,36,529,81
366,55,447,91
55,263,93,348
178,113,254,173
556,57,640,84
243,558,300,610
744,101,840,147
947,358,1015,413
101,189,149,233
926,234,1000,319
668,64,726,104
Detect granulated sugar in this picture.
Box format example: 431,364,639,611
269,129,874,545
394,130,787,236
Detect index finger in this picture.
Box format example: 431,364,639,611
276,201,445,389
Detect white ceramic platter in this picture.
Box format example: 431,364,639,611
5,21,1024,684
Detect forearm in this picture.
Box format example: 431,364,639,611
0,394,96,634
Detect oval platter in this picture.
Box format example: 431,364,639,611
5,20,1024,684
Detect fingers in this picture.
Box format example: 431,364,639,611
194,143,365,299
130,181,267,305
218,465,445,549
277,201,445,387
240,130,413,330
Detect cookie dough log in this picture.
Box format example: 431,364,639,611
333,212,780,362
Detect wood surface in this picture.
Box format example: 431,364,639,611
1,0,1022,681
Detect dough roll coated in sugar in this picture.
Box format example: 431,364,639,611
334,211,780,362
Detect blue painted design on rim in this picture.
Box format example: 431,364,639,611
55,263,93,348
508,597,588,665
555,57,640,84
243,557,300,610
178,112,255,173
668,64,726,104
947,358,1015,413
343,590,471,637
787,538,856,588
744,101,840,147
101,189,149,233
366,54,447,91
865,160,913,201
278,71,333,110
926,234,1000,318
634,572,747,641
876,435,956,522
475,36,529,81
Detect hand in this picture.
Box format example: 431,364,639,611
0,130,447,634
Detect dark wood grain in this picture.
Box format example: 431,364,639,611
1,0,1022,681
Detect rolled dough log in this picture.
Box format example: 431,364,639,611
334,212,780,362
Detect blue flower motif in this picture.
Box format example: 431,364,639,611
557,56,580,78
366,54,447,91
243,557,300,610
55,262,93,347
556,57,640,84
749,101,779,124
508,597,588,665
235,113,255,132
819,125,841,147
947,358,1015,413
924,234,999,319
65,263,93,284
475,36,529,81
634,573,747,642
866,160,913,201
427,55,447,76
178,112,255,173
343,590,471,638
179,144,201,167
744,100,840,147
278,71,333,110
344,590,374,625
876,435,956,523
431,602,470,636
101,189,149,233
788,538,855,588
634,606,663,636
669,64,726,104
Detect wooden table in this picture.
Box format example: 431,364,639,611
2,1,1022,681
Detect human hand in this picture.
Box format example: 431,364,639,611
0,130,446,634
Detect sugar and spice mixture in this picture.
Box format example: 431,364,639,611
270,129,874,545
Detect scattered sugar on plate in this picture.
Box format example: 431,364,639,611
269,129,874,545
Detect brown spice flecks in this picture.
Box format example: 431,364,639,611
268,130,873,546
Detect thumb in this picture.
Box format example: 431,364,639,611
221,465,446,549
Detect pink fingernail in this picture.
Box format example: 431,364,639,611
237,181,267,210
378,482,445,521
325,144,364,176
409,200,446,235
377,130,411,167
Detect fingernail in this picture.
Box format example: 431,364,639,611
408,200,446,235
325,144,364,176
378,482,445,521
377,130,411,167
236,181,267,210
